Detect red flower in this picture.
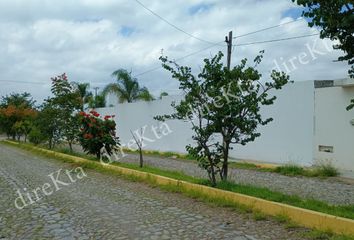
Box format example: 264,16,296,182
104,115,111,120
84,133,93,139
89,110,100,117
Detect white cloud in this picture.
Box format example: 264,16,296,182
0,0,350,102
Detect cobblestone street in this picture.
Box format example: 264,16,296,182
0,144,311,240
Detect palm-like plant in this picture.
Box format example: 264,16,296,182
103,69,154,103
72,82,93,111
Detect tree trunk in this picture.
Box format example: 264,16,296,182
209,165,217,187
69,142,73,152
96,152,101,160
49,138,53,149
139,148,143,168
221,140,230,181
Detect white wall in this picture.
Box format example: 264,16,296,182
96,95,193,153
314,86,354,174
96,81,316,166
230,81,315,166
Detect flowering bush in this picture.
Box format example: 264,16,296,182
78,110,119,158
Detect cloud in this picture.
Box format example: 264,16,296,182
0,0,350,102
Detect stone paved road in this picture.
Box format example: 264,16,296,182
0,144,310,240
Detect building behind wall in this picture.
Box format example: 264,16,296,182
97,79,354,177
313,79,354,177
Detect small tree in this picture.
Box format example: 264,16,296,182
50,73,81,150
130,128,144,168
35,100,62,149
156,51,289,186
78,110,119,159
28,126,46,145
0,92,36,140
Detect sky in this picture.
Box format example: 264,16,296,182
0,0,350,102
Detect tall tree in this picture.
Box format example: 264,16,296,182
0,92,36,140
293,0,353,78
88,93,106,109
155,51,288,186
103,69,154,103
72,82,93,111
32,73,81,149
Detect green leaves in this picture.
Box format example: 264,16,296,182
293,0,353,78
156,51,289,185
103,69,154,103
78,111,118,158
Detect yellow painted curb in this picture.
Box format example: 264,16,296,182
3,140,354,236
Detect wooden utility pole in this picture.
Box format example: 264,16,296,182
225,31,233,70
222,31,233,181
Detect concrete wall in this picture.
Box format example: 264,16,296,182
96,95,193,153
96,81,317,167
314,85,354,174
229,81,315,166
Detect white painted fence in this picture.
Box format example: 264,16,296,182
96,80,354,174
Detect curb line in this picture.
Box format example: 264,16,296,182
4,140,354,236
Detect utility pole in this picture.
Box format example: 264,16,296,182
93,87,99,108
222,31,233,181
225,31,233,70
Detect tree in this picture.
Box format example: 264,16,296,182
28,126,46,145
0,93,37,140
292,0,354,78
35,100,62,149
50,73,81,151
0,92,35,109
78,110,119,159
103,69,154,103
12,120,32,142
32,73,81,150
159,92,169,99
155,51,289,186
88,93,106,109
72,82,93,111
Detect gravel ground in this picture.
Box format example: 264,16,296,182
111,151,354,206
0,144,313,240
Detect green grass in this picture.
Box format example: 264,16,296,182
124,147,339,178
252,210,267,221
304,230,354,240
2,140,354,221
275,165,306,176
274,164,339,178
215,180,354,220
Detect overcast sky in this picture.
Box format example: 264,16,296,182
0,0,350,102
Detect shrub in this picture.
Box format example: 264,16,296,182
78,110,119,159
313,161,339,177
28,127,46,145
274,164,304,176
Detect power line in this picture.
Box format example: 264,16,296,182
134,41,224,77
1,33,320,84
0,80,46,85
133,33,320,78
134,0,217,45
233,18,303,39
234,33,319,47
